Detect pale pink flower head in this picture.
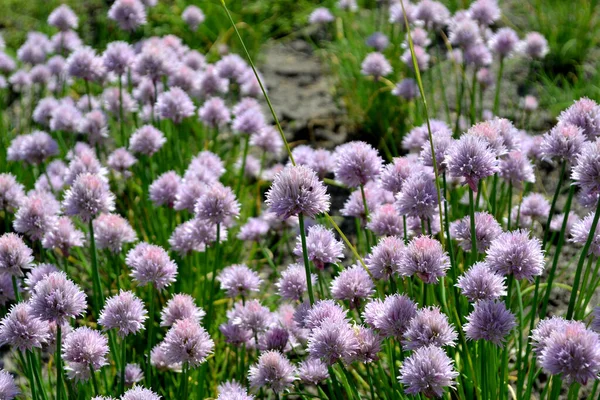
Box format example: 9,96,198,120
48,4,78,31
108,0,147,31
217,264,262,298
149,171,181,208
63,173,115,222
309,8,334,24
399,235,450,284
0,173,25,212
540,122,585,163
559,97,600,141
249,351,296,393
66,46,104,82
161,318,214,367
265,165,330,219
98,290,147,337
0,233,33,278
334,141,383,187
156,87,195,124
194,183,240,226
103,41,135,75
13,191,60,241
160,293,205,327
182,6,205,31
126,243,178,289
445,134,498,191
360,52,392,79
293,225,344,269
520,32,549,59
129,125,166,156
29,271,87,324
63,327,109,374
198,97,230,128
42,216,85,256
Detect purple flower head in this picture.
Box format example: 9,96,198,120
9,70,31,91
531,317,572,356
448,17,481,49
402,306,457,351
334,141,383,188
485,230,544,280
276,263,315,301
230,300,273,334
367,203,404,237
149,171,181,208
14,191,59,241
42,216,84,255
99,290,147,337
63,327,109,375
398,345,458,398
51,30,81,55
520,32,549,59
250,125,284,156
399,235,450,284
464,300,516,345
30,271,87,323
233,97,261,117
445,134,498,191
126,243,178,289
0,173,24,212
0,302,49,351
498,151,535,187
156,87,195,124
123,363,144,387
196,65,229,97
380,157,420,193
309,8,334,24
331,264,374,308
389,2,416,24
168,64,196,93
401,45,430,71
293,225,344,269
215,54,248,81
0,233,33,277
341,182,387,221
541,123,585,163
464,43,492,67
63,173,115,222
217,264,262,298
219,321,253,346
49,4,78,31
0,52,16,74
395,174,439,219
538,320,600,385
107,148,137,176
182,6,205,31
122,387,160,400
347,326,381,364
413,0,450,27
307,318,359,365
550,212,579,235
217,381,253,400
420,131,453,173
174,180,208,213
249,351,296,393
258,327,290,352
520,193,551,221
29,64,51,85
366,236,404,280
198,97,230,128
161,318,214,367
298,358,329,384
103,41,135,75
266,165,330,219
134,47,171,81
0,370,18,400
489,28,519,58
129,125,166,156
392,78,419,100
25,263,59,292
103,87,137,116
232,109,265,136
183,50,206,71
168,222,204,256
185,151,225,182
570,212,600,256
468,0,500,25
194,183,240,226
450,212,502,253
49,101,82,133
237,217,270,242
456,262,506,302
366,32,389,51
8,131,58,165
559,97,600,141
160,293,205,327
363,294,417,338
33,97,59,126
93,213,136,253
67,47,104,81
108,0,146,31
0,274,18,306
361,52,392,78
301,299,347,330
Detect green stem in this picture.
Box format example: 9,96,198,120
469,187,477,266
145,286,155,386
118,75,125,145
120,336,126,395
299,214,315,305
56,324,64,400
493,57,504,115
21,351,37,400
89,365,99,396
11,275,20,302
235,134,250,198
89,220,103,318
566,196,600,319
